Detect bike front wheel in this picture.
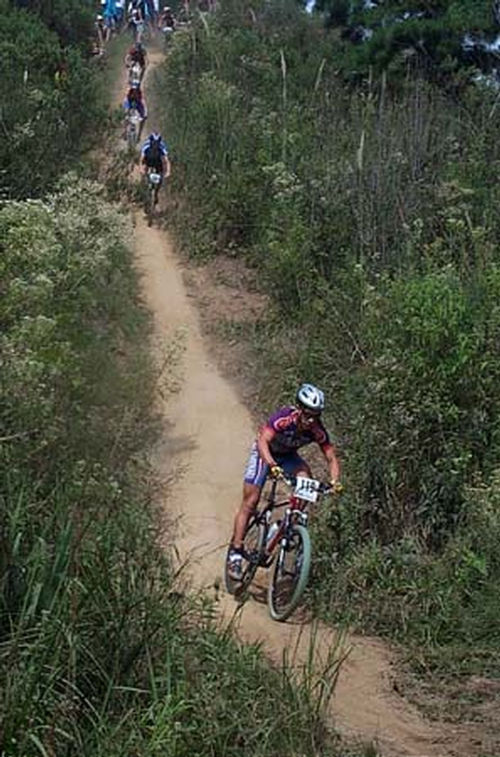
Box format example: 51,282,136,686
224,516,266,597
267,524,311,621
146,185,155,225
127,123,137,147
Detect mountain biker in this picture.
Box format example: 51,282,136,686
125,41,147,79
227,383,341,581
95,14,106,54
102,0,116,41
128,3,145,41
115,0,125,26
122,85,147,139
140,131,171,200
128,0,146,17
145,0,157,25
159,4,175,28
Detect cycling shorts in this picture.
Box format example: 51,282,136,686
243,442,305,488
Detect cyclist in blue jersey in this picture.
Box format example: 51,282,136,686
115,0,125,25
140,132,171,202
227,383,341,580
102,0,116,41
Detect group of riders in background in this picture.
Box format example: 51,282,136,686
94,0,184,57
100,2,173,212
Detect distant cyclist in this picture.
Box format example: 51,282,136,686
145,0,157,27
140,131,171,201
115,0,125,26
159,4,175,29
227,383,341,581
128,2,145,41
95,14,106,54
122,85,147,139
125,41,147,80
102,0,116,41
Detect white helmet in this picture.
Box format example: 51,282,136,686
296,383,325,413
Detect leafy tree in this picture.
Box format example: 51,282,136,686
0,0,102,197
10,0,94,46
318,0,499,79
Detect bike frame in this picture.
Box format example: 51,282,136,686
256,478,309,562
226,474,336,618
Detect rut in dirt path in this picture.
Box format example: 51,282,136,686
117,39,484,757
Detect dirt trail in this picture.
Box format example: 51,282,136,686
122,42,477,757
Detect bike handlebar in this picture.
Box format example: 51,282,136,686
273,473,343,496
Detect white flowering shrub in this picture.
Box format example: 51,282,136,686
1,178,133,471
0,176,345,757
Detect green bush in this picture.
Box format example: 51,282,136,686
347,265,500,544
157,0,500,665
0,178,351,756
0,1,104,198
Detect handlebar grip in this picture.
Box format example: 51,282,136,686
270,465,285,480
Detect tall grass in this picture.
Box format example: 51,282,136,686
0,176,358,756
156,0,500,667
0,0,105,199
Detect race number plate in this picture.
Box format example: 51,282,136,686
149,173,162,184
294,476,320,503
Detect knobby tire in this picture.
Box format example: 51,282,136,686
267,524,311,621
127,123,137,148
146,185,155,225
225,516,266,597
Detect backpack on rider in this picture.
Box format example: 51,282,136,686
144,136,162,170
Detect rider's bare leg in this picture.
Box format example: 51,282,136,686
231,482,261,550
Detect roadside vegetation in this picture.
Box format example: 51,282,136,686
2,177,358,756
2,177,357,755
1,0,103,198
1,3,362,754
317,0,497,84
158,0,500,678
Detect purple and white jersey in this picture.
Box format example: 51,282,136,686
263,406,332,457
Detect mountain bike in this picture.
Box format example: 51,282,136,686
225,474,339,621
126,108,142,147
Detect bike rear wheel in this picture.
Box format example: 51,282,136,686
267,524,311,621
225,516,266,597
